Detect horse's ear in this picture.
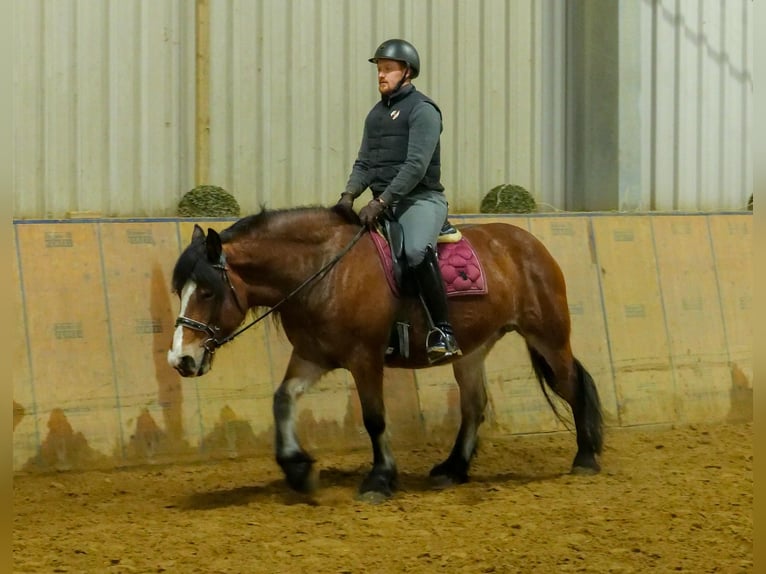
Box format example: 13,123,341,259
192,224,205,243
205,228,222,262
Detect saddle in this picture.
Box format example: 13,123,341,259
371,217,488,358
371,218,487,299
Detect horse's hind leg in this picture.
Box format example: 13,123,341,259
273,350,329,492
429,341,495,487
526,341,604,474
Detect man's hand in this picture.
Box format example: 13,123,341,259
336,192,354,212
334,192,357,222
358,197,387,226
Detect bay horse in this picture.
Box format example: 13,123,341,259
167,206,603,499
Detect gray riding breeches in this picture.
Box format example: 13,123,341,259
390,190,448,267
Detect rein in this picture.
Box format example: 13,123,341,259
176,226,366,353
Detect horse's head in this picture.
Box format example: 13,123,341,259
167,224,248,377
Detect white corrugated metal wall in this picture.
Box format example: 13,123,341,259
649,0,752,211
206,0,554,214
11,0,752,218
13,1,196,218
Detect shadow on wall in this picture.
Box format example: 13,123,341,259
153,263,185,445
13,401,25,430
727,364,752,423
22,408,109,472
197,379,370,460
199,405,267,459
124,264,195,464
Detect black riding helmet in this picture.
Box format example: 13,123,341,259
369,39,420,79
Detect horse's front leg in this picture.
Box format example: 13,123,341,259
430,343,493,487
273,350,329,492
348,358,398,501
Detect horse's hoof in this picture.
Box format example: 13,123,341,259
571,465,600,476
429,460,469,488
429,474,464,490
278,455,318,493
358,471,396,499
286,466,318,493
571,452,601,475
355,490,390,504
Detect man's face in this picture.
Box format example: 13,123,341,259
376,59,407,95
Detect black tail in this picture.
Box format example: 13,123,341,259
574,358,604,455
527,347,604,455
527,345,570,428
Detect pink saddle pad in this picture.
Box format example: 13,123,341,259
370,232,488,298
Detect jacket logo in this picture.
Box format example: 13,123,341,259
390,109,400,120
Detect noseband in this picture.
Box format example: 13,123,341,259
175,226,366,353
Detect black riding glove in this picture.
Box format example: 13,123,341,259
358,197,387,226
336,192,354,212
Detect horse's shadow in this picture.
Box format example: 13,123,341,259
176,466,567,510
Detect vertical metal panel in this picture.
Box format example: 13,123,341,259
13,0,195,219
538,1,567,209
618,0,650,211
699,0,723,208
138,1,190,216
76,0,109,215
13,0,44,217
649,0,752,211
652,0,678,210
107,0,140,216
678,1,701,206
454,0,484,211
485,0,518,197
506,1,536,201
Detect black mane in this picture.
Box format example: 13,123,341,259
221,205,356,241
172,204,359,295
171,235,226,301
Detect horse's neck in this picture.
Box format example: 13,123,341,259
224,224,351,306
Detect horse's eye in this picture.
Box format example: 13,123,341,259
198,289,214,300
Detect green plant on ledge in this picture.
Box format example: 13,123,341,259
177,185,241,217
480,184,537,214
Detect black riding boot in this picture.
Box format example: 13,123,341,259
413,246,461,363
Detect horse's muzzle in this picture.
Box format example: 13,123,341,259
173,355,198,377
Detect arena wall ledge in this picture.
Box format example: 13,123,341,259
12,212,752,472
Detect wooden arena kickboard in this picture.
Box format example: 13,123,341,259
294,367,362,453
381,369,426,445
651,216,731,423
529,216,619,427
13,229,38,470
413,362,464,439
15,223,121,467
482,334,569,436
483,331,571,436
11,214,753,471
98,221,193,461
590,217,675,426
708,216,752,382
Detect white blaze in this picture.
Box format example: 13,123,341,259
167,281,197,368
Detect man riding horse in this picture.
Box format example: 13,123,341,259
169,39,604,499
335,39,460,364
